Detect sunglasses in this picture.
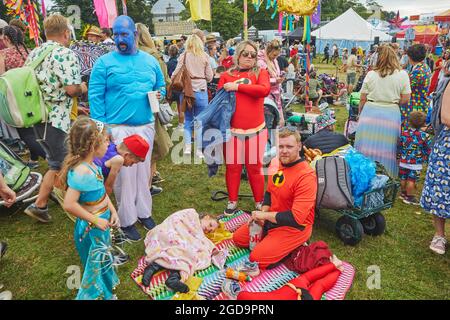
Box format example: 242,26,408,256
241,50,257,58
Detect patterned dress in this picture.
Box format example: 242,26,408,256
402,62,431,130
420,127,450,219
0,46,28,71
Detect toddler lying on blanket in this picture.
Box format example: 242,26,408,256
142,209,220,293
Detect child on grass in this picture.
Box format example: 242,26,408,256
141,209,219,292
399,111,431,205
61,117,120,300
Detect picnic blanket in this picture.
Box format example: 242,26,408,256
143,208,216,281
131,210,355,300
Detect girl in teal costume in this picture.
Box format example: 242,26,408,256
61,117,120,300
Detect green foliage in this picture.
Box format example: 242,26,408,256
181,0,243,40
234,0,278,30
321,0,371,21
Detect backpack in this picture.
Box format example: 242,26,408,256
0,140,30,191
0,45,56,128
430,76,450,136
316,156,354,210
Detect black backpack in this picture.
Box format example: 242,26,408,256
430,76,450,137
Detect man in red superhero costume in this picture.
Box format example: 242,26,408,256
233,128,317,269
218,40,271,215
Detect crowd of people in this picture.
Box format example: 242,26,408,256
0,12,449,300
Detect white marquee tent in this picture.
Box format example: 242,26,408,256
312,8,392,52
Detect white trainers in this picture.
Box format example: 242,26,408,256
195,149,204,159
183,144,192,155
0,290,12,300
224,201,238,216
429,236,447,255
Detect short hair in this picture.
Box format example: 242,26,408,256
101,28,112,37
216,65,226,73
351,47,357,55
279,127,301,143
407,44,426,63
9,19,26,32
409,111,426,129
168,44,178,57
44,14,70,37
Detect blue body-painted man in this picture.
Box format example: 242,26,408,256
89,15,166,241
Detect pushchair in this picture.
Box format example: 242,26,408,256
0,141,42,207
344,92,360,145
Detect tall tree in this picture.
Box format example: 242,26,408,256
181,0,243,40
234,0,278,30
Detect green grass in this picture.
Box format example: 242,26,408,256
1,62,449,300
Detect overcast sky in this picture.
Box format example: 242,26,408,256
364,0,449,17
45,0,449,17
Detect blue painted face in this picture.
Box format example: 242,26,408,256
113,15,137,55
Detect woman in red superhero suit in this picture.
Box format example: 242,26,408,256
218,40,271,215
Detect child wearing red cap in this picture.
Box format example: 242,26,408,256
94,134,150,196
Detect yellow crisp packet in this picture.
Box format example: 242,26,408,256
171,276,204,300
205,221,233,244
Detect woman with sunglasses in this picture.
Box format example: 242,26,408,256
218,40,271,215
257,40,285,127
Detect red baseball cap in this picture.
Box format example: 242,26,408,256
123,134,150,159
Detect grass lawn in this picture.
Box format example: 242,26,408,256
0,61,449,300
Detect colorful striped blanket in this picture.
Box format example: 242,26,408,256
131,211,355,300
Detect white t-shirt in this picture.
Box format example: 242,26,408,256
361,70,411,106
209,56,218,70
347,54,358,73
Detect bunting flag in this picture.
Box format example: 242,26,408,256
93,0,118,28
3,0,25,17
302,15,311,43
311,0,321,25
187,0,211,21
26,0,40,46
4,0,42,46
41,0,46,18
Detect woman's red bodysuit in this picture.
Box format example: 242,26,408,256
218,69,271,202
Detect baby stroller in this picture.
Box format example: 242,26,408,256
344,92,360,145
0,141,42,207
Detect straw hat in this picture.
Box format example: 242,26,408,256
206,34,216,44
86,26,102,37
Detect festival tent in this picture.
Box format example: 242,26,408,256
311,8,391,53
396,25,440,48
434,9,450,23
285,27,305,40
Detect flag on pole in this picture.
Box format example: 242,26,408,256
41,0,46,18
93,0,118,28
311,0,321,25
187,0,211,21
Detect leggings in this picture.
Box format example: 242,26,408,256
223,129,267,202
16,127,46,161
237,263,341,300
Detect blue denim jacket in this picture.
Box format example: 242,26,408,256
193,89,236,176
